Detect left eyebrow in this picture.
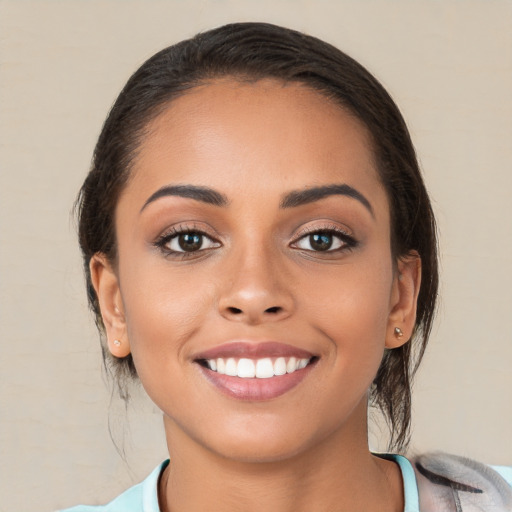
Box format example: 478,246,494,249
280,184,374,217
140,184,229,213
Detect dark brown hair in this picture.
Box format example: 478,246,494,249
76,22,438,452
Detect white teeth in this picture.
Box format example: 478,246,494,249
298,358,309,370
205,356,312,378
225,358,237,376
237,358,255,378
286,357,297,373
274,357,287,376
256,358,274,378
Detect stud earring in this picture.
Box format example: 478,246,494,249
113,339,121,346
394,327,404,338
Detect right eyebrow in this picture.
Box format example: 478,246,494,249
280,183,374,217
140,184,229,213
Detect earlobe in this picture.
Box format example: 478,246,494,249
89,253,131,358
385,252,422,349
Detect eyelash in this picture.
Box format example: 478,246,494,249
153,223,358,259
153,224,220,259
290,224,358,253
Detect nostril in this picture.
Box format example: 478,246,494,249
265,306,282,314
227,307,243,314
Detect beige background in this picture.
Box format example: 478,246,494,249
1,1,511,511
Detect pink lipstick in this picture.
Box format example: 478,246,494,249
193,342,318,401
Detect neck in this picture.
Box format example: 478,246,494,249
159,401,404,512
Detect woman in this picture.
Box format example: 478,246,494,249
62,22,511,512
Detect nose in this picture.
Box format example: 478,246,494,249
218,247,295,325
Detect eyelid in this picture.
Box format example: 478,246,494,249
290,222,358,252
291,221,354,241
153,223,222,256
168,232,220,253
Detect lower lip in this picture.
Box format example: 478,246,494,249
197,361,317,401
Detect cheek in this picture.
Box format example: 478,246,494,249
300,257,393,379
119,262,214,376
303,255,393,327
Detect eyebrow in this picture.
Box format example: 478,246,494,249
280,184,374,216
140,184,229,212
140,182,373,216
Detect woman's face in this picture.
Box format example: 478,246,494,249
93,78,418,462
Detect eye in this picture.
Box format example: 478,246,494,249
156,229,220,255
292,229,355,252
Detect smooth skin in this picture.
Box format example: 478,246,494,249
91,79,421,512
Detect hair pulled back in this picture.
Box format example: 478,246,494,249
76,22,438,452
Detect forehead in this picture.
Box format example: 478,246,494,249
125,78,387,214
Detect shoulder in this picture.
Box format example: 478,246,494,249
411,452,512,512
57,484,143,512
57,460,168,512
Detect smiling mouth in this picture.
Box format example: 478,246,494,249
193,341,319,400
196,356,317,379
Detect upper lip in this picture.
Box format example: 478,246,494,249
193,341,316,361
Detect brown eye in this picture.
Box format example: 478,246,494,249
163,231,220,253
292,229,354,253
309,233,333,251
178,233,203,252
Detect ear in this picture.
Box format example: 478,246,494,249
89,253,131,358
385,251,422,349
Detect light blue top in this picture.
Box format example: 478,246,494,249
59,456,512,512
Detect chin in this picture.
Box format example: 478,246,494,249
194,412,341,465
209,435,313,464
